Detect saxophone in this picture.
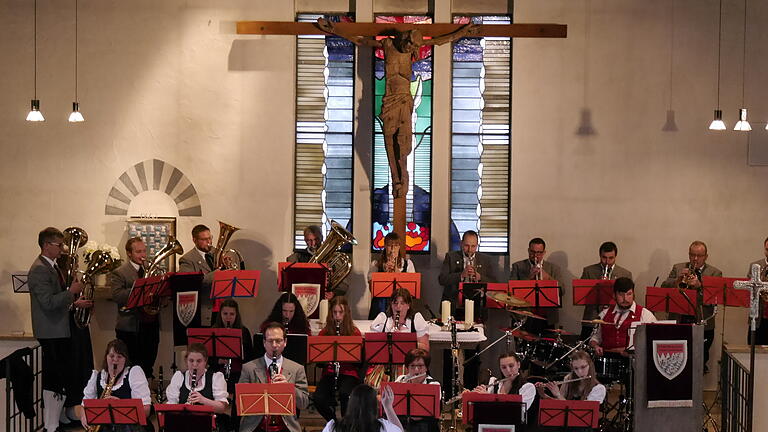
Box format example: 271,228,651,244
87,365,118,432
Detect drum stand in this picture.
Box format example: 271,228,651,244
599,354,634,432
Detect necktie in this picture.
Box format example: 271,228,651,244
138,266,145,279
53,264,65,289
205,253,215,270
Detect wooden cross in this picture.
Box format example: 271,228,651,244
237,20,566,249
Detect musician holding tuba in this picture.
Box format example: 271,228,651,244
109,237,161,380
81,339,152,432
368,232,415,319
29,227,93,432
287,224,353,300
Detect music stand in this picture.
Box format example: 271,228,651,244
211,270,260,299
127,274,167,310
645,287,697,315
278,262,328,293
538,399,600,428
154,404,215,432
364,332,417,378
307,336,363,363
461,393,524,425
459,282,509,308
82,398,146,427
572,279,616,307
186,328,242,360
253,333,308,365
508,280,561,308
370,272,421,299
702,276,750,307
236,383,296,416
381,382,441,420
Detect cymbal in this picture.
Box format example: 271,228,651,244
508,309,546,320
486,291,530,308
500,328,539,341
580,319,613,325
546,328,574,336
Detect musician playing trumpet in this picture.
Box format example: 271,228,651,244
165,343,229,413
81,339,151,431
438,230,497,312
369,232,415,318
393,349,440,432
535,350,605,403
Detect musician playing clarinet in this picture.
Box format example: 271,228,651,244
370,288,429,349
393,349,440,432
81,339,151,432
165,343,229,413
314,296,362,422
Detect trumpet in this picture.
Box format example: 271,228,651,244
465,253,478,282
534,258,543,280
602,265,610,280
679,262,697,289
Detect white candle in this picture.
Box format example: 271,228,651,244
319,299,329,325
465,299,474,325
441,300,451,323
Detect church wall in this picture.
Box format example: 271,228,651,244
0,0,766,390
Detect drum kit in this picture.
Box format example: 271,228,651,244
481,291,635,432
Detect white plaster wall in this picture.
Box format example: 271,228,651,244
0,0,767,391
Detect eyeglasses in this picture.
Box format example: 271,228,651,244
48,242,64,248
266,338,284,344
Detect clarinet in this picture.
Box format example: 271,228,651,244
156,366,165,403
270,349,279,380
393,311,401,331
187,369,198,405
224,322,233,380
332,320,342,411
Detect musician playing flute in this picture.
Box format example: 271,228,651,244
314,296,362,422
80,339,151,431
239,322,309,432
165,343,228,413
368,232,415,319
473,353,536,412
393,349,440,432
535,350,606,403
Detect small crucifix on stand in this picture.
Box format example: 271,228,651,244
733,263,768,432
236,18,566,247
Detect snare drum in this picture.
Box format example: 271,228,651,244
594,355,628,384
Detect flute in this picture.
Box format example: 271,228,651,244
397,372,427,383
536,375,592,386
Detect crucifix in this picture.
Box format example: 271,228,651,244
733,263,768,432
237,19,567,247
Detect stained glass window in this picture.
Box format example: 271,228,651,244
371,15,433,252
450,15,511,253
294,14,355,249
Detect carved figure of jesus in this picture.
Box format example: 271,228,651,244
317,19,477,198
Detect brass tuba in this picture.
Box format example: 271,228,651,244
74,250,122,328
141,236,184,315
211,221,244,270
58,227,88,288
309,220,357,289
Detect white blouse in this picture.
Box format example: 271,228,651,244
165,369,229,404
82,366,151,405
322,418,402,432
489,377,536,413
370,312,429,337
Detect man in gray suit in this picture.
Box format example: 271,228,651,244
510,238,563,334
438,230,498,310
661,240,722,373
580,241,633,338
179,224,217,325
109,237,160,378
239,322,309,432
29,227,90,432
746,236,768,345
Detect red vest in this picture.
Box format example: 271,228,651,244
601,305,644,350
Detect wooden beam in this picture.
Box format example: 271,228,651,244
236,21,567,38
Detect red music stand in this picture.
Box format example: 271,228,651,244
186,328,242,359
370,272,421,299
461,392,523,425
645,287,697,315
702,276,750,307
538,399,600,428
154,404,215,431
573,279,616,306
307,336,363,363
212,270,260,299
126,275,167,309
278,262,329,293
82,398,146,427
509,280,561,307
459,282,508,308
364,332,418,365
236,383,296,416
381,382,441,419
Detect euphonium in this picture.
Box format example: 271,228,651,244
142,236,184,315
309,220,357,290
74,250,122,329
211,221,244,270
58,227,88,288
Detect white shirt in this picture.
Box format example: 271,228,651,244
264,354,285,375
130,261,141,272
586,383,607,403
82,366,151,405
590,301,657,346
322,418,402,432
165,369,228,404
370,312,429,337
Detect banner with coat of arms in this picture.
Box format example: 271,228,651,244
646,324,693,408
